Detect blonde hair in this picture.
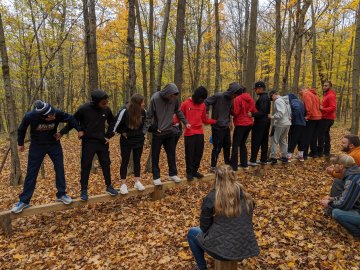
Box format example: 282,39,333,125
331,154,355,168
214,165,254,217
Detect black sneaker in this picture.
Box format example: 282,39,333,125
281,157,289,163
270,158,278,165
193,172,204,178
80,190,88,202
258,160,268,165
186,174,194,181
106,186,118,196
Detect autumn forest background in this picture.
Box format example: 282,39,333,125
0,0,360,269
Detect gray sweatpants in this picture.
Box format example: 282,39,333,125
270,126,290,159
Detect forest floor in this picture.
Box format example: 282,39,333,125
0,124,359,270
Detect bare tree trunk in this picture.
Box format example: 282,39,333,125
135,0,148,103
156,0,172,92
351,2,360,134
83,0,99,93
244,0,258,91
0,13,23,186
174,0,186,95
58,2,66,110
214,0,221,92
310,0,317,88
292,0,311,92
193,0,205,90
149,0,155,95
127,0,137,96
242,0,250,83
274,0,281,90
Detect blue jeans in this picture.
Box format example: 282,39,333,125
332,209,360,237
187,227,225,270
19,142,66,204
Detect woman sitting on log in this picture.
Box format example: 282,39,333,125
187,165,260,270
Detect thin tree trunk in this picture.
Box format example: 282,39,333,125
274,0,281,90
0,13,23,186
149,0,155,95
156,0,172,92
244,0,258,91
351,2,360,134
83,0,99,93
310,0,317,88
214,0,221,92
174,0,186,95
242,0,250,83
135,0,148,103
193,0,205,90
127,0,137,96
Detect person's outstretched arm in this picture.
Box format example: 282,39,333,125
18,114,31,147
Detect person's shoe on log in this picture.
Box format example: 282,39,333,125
57,194,72,205
11,202,30,214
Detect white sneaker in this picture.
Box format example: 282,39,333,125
169,175,181,183
153,178,162,186
134,181,145,191
120,184,129,195
248,162,259,166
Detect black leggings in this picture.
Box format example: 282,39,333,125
120,140,143,179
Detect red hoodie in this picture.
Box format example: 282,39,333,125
231,93,257,126
175,98,216,136
321,89,336,120
301,89,322,120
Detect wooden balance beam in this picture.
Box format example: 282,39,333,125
214,259,238,270
0,156,330,236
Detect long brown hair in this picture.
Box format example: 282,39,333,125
127,94,144,129
214,165,254,217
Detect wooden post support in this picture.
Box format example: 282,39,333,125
214,260,238,270
0,213,12,236
254,166,264,177
151,185,165,201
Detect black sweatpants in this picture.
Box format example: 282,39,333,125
230,125,252,170
152,133,177,179
211,127,231,167
288,125,305,153
81,141,112,191
250,121,270,163
317,119,334,156
120,139,143,179
303,120,320,158
185,134,204,175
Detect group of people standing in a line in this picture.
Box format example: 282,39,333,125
11,80,336,214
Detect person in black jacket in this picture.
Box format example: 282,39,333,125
205,83,243,172
60,89,118,201
11,100,81,214
113,94,146,195
249,81,271,165
187,165,259,270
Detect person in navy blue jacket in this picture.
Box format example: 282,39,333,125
287,93,306,162
11,100,81,214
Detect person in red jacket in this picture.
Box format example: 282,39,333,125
230,88,257,170
176,87,217,180
300,87,322,159
317,81,337,157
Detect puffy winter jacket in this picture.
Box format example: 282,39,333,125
322,89,337,120
231,93,257,126
301,89,322,120
196,189,260,261
175,97,216,136
288,94,306,126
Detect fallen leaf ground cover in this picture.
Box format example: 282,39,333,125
0,124,359,269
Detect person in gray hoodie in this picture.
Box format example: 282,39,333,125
268,90,292,164
205,82,243,171
144,83,190,185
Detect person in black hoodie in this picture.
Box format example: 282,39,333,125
113,94,146,195
60,89,118,201
205,82,243,172
249,81,271,165
11,100,81,214
187,165,259,270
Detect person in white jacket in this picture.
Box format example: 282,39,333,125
268,90,292,164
